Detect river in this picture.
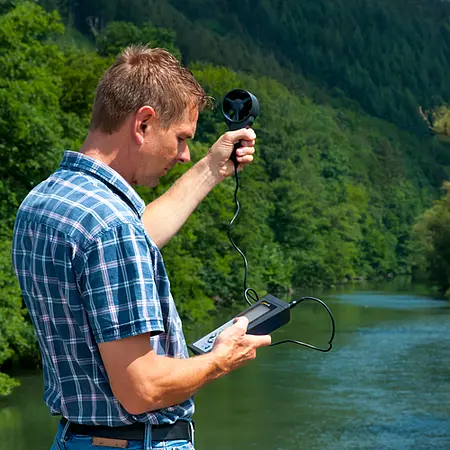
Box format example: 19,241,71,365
1,284,450,449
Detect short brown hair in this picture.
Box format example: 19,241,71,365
90,45,211,133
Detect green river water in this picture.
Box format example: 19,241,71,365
1,284,450,449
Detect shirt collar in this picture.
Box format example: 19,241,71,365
60,151,146,218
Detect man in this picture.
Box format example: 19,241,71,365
12,45,271,450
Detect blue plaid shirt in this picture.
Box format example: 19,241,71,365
12,151,194,426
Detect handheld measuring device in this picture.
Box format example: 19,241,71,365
188,89,336,355
221,88,259,165
188,294,290,355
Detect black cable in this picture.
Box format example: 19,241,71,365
270,297,336,352
227,160,259,306
227,157,335,352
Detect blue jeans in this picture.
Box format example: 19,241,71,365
50,420,195,450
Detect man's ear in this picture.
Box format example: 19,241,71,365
134,105,156,144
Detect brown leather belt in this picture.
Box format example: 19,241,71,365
60,417,194,441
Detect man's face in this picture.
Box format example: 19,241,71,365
137,107,198,187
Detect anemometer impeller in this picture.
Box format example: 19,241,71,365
221,89,260,165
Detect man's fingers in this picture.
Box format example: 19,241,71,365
226,128,257,144
236,155,254,168
238,139,256,148
235,146,255,165
235,146,255,157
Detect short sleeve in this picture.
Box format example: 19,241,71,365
78,224,165,343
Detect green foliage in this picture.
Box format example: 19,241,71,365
96,21,181,59
0,373,19,397
419,105,450,145
412,181,450,298
0,1,66,226
59,48,111,118
0,230,36,396
40,0,450,133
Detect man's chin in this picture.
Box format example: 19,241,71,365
140,171,168,188
138,178,159,188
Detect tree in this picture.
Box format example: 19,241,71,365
419,105,450,144
96,21,181,59
0,229,36,396
0,1,66,226
0,1,72,395
412,181,450,297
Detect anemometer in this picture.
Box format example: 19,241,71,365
188,89,335,356
222,89,260,165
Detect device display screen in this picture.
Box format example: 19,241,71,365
242,303,271,323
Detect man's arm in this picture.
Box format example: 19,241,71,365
98,317,270,415
142,128,256,248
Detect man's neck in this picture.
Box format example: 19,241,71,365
80,131,135,184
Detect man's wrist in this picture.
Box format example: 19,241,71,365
205,347,230,379
202,152,226,185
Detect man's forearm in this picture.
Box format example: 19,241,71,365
142,156,220,248
123,351,226,414
99,332,229,415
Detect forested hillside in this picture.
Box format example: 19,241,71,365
40,0,450,133
0,0,449,394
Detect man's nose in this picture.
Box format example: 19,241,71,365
178,145,191,164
